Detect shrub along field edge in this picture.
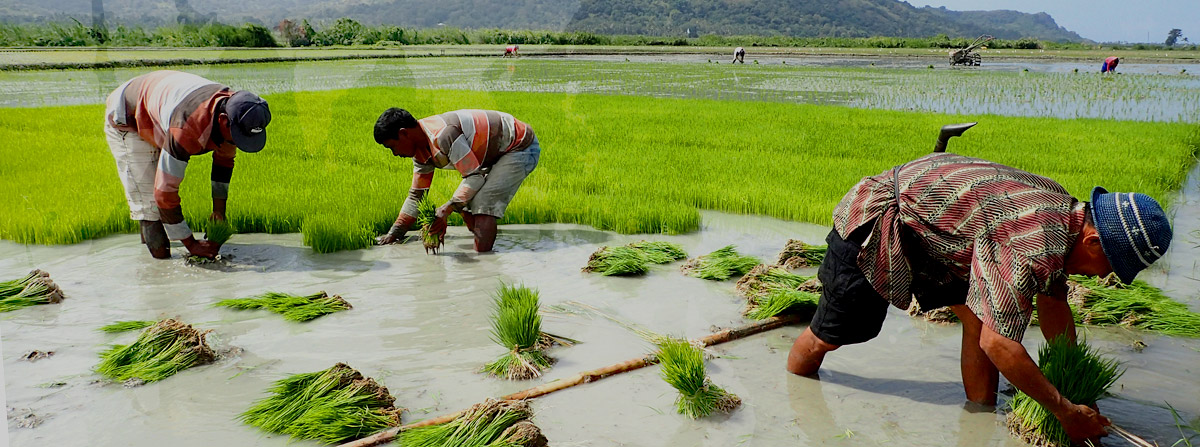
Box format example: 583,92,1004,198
1,87,1195,252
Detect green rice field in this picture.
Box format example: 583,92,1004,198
1,84,1196,252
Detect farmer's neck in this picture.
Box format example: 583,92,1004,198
1063,222,1114,278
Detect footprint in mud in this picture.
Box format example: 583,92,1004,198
6,407,48,429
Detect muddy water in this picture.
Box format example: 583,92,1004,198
2,210,1197,447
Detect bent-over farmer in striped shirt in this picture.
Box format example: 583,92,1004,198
105,70,271,259
373,108,541,252
787,153,1172,445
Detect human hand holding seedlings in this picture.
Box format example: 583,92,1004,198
1056,403,1111,446
182,236,219,259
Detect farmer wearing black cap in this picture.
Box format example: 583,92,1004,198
786,152,1172,445
104,70,271,259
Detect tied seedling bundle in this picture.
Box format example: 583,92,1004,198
215,291,352,322
242,363,402,444
0,269,64,312
681,245,760,281
98,320,156,333
95,318,214,384
482,284,575,380
1007,336,1123,447
734,264,821,301
397,399,547,447
657,339,741,418
776,240,828,269
582,241,687,276
1067,274,1200,337
745,289,819,320
417,197,443,254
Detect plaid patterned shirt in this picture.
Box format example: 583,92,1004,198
832,153,1086,341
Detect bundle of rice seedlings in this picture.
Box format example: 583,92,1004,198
0,270,64,313
734,264,821,301
95,318,215,383
1067,274,1200,337
482,284,574,380
906,301,960,324
397,399,547,447
204,219,234,245
745,289,820,320
1006,336,1124,447
98,320,157,333
215,291,352,322
582,241,687,276
776,240,828,269
681,245,760,281
657,339,741,419
242,363,402,444
417,197,443,254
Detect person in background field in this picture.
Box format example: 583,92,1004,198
504,45,520,57
1101,56,1120,73
786,152,1172,446
104,70,272,259
373,108,541,253
733,47,746,64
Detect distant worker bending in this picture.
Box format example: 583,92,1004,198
1101,56,1120,73
504,45,520,57
104,70,272,259
373,109,541,252
733,47,746,64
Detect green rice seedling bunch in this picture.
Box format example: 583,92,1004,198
98,320,157,333
734,264,820,301
657,339,741,418
95,318,215,383
0,274,65,313
0,269,49,298
627,240,688,264
215,291,352,322
1006,336,1123,447
582,245,649,276
483,284,572,380
203,218,234,245
242,363,402,444
1068,274,1200,337
397,398,546,447
745,289,820,320
415,197,444,254
681,245,761,281
777,240,828,269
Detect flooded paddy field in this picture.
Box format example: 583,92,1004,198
2,211,1199,447
2,56,1198,121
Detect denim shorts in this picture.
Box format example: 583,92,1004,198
465,138,541,219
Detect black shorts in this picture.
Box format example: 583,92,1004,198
810,222,967,346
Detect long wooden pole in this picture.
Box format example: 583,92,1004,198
337,314,803,447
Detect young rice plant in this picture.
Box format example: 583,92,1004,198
241,363,402,444
582,241,687,276
482,284,574,380
416,196,444,254
1068,274,1200,337
204,218,234,245
776,240,828,269
396,399,546,447
745,289,820,320
681,245,760,281
734,264,820,301
98,320,157,333
95,318,215,384
657,339,741,418
0,269,64,312
215,291,352,322
1007,336,1124,447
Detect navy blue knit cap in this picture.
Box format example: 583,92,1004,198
1089,187,1172,283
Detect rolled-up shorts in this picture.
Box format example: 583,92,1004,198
105,120,161,222
465,137,541,219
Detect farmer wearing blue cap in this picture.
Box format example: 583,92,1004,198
786,152,1171,445
105,70,271,259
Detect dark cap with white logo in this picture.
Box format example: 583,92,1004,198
227,91,271,153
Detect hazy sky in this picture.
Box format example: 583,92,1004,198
917,0,1198,43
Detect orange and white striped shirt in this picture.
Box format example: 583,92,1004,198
398,109,535,221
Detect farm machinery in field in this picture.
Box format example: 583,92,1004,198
949,35,994,66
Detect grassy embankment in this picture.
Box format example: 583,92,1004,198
0,87,1195,252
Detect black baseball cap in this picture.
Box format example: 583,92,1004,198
227,91,271,153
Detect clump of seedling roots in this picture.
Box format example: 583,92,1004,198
483,284,575,380
776,240,828,269
906,301,960,324
681,245,760,281
417,197,443,254
1007,336,1123,447
242,363,402,444
95,318,214,384
0,269,64,312
582,241,687,276
98,320,156,333
657,339,741,418
398,398,547,447
1066,274,1200,337
215,291,352,322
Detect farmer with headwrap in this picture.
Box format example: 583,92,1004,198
1101,56,1120,73
104,70,272,259
787,152,1172,446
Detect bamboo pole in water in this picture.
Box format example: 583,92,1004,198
337,314,803,447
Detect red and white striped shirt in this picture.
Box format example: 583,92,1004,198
832,153,1085,341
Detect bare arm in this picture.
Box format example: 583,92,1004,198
1036,292,1077,344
